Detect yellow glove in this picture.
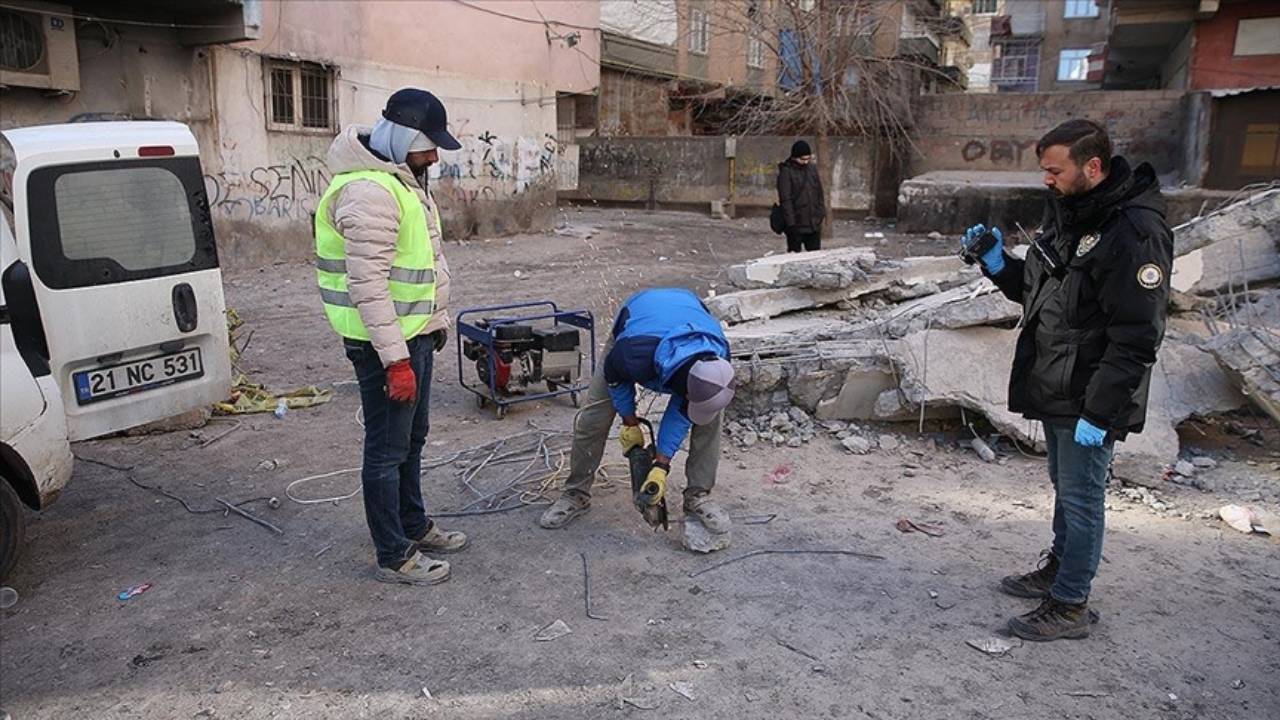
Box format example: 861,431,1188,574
619,424,646,454
638,466,667,506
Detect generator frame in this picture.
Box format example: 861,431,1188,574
455,300,596,419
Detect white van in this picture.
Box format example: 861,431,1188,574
0,122,232,580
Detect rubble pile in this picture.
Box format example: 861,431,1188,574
711,188,1280,480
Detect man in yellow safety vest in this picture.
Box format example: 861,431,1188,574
315,88,465,586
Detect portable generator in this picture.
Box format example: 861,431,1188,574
456,301,596,419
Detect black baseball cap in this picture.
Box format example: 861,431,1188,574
382,88,461,151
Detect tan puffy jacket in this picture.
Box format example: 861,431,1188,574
323,125,451,367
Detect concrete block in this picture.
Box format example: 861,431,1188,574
1172,188,1279,258
1171,227,1280,295
725,247,878,289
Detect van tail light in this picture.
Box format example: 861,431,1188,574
138,146,175,157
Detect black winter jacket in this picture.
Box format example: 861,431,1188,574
986,156,1173,437
777,158,825,234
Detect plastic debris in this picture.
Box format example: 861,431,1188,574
971,437,997,462
0,586,18,609
534,619,572,641
214,374,332,415
669,682,695,701
273,399,288,419
118,582,153,601
966,636,1021,657
1219,505,1267,534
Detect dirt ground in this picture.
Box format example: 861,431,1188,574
2,207,1278,719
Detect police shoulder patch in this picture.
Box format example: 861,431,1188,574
1076,233,1101,257
1137,263,1163,289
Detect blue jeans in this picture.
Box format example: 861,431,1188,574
1043,419,1115,604
344,335,434,568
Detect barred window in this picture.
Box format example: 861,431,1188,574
265,59,335,133
972,0,998,14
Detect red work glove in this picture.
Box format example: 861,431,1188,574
385,359,417,403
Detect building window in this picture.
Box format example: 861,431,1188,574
1235,17,1280,57
972,0,998,15
1241,123,1280,175
1063,1,1099,19
748,32,764,68
265,59,334,133
1057,48,1090,81
689,7,708,54
993,39,1039,92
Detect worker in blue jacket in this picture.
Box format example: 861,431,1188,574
539,288,737,538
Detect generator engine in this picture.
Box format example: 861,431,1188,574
462,320,582,395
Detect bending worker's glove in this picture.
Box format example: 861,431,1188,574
1074,418,1106,447
962,224,1006,274
619,424,646,454
638,465,667,506
385,359,417,403
431,328,448,353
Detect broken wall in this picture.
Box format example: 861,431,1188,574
563,136,875,214
910,91,1187,176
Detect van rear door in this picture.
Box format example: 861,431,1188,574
2,122,231,441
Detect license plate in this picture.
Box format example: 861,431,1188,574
74,348,204,405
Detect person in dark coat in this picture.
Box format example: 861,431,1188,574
777,140,825,252
961,118,1173,642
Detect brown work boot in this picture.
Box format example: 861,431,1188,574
1007,596,1092,641
414,523,469,553
1000,550,1058,598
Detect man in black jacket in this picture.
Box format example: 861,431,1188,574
962,119,1173,641
777,140,825,252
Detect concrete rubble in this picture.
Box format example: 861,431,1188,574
712,187,1280,478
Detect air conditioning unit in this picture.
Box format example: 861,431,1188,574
0,2,80,92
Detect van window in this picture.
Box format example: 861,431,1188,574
26,157,218,289
56,167,195,270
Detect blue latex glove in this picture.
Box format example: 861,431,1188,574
1074,418,1106,447
962,224,1006,274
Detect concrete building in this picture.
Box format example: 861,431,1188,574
1105,0,1280,188
0,0,601,263
985,0,1109,93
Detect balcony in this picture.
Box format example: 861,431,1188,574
940,64,969,90
897,35,941,65
990,11,1045,41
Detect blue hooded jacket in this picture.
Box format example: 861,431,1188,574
604,288,731,458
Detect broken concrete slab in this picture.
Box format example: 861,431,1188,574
1172,188,1280,258
729,320,1247,474
1203,326,1280,424
725,246,878,289
708,256,985,325
706,286,852,324
1171,227,1280,295
877,282,1021,338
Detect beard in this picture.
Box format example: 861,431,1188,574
1051,173,1090,198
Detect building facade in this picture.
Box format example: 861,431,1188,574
0,0,601,263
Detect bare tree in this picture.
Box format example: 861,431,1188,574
705,0,957,221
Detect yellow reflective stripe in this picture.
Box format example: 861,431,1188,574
320,288,434,317
316,259,434,285
389,267,435,284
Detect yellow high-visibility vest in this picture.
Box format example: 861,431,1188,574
315,170,436,341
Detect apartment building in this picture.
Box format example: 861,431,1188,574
0,0,601,259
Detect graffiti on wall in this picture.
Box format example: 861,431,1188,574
202,131,561,227
434,132,559,197
204,155,332,223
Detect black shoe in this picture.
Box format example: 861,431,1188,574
1000,550,1059,598
1008,596,1092,641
